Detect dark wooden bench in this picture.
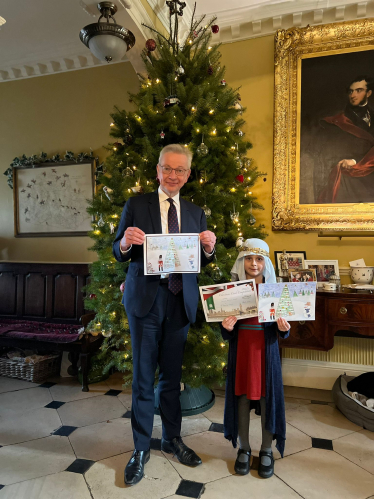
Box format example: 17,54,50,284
0,262,101,391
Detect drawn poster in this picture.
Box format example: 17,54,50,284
144,233,200,275
200,279,257,322
15,163,94,235
258,282,317,323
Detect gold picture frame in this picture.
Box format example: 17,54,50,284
272,19,374,231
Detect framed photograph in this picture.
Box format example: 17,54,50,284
288,268,317,283
200,280,258,322
274,251,306,271
258,282,317,322
144,233,201,275
272,19,374,231
13,161,95,237
304,260,339,288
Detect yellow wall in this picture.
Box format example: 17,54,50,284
220,36,374,270
0,63,139,263
1,35,373,268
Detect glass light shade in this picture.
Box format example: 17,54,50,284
88,34,128,62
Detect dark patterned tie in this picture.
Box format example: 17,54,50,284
167,198,183,295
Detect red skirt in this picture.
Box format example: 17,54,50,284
235,316,265,400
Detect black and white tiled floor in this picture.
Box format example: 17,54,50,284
1,374,374,499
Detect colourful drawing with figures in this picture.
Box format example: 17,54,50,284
258,282,317,322
144,233,200,275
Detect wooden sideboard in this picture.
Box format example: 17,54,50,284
279,289,374,351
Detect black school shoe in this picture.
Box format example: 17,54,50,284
234,448,251,475
258,450,274,478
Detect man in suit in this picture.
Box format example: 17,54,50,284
113,144,216,486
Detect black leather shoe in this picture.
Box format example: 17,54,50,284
161,436,202,467
234,448,251,475
124,449,150,485
258,450,274,479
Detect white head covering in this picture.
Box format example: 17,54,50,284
230,238,276,283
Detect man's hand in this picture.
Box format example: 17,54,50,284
277,317,290,332
120,227,145,251
200,230,216,254
338,159,356,170
222,316,237,332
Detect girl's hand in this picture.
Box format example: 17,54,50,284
277,317,290,331
222,316,238,332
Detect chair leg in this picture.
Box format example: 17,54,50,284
67,352,79,376
80,353,90,392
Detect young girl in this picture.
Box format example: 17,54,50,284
221,238,290,478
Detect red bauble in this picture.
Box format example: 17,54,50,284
212,25,219,34
207,65,214,75
236,174,244,183
89,294,96,300
145,39,157,52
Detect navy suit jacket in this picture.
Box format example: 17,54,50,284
112,190,213,323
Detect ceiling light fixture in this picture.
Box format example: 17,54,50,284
79,2,135,63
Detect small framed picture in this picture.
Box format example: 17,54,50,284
288,269,317,283
274,251,307,271
304,260,339,288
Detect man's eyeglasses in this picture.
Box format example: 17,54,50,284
159,165,188,177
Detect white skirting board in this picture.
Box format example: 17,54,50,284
281,358,374,390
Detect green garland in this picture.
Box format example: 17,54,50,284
3,150,96,189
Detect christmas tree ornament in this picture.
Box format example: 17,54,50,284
145,39,157,51
207,65,214,75
247,203,256,225
211,24,220,34
120,282,125,293
160,130,165,139
236,174,244,183
131,181,143,193
236,237,244,248
176,64,185,75
124,134,133,145
238,130,244,136
103,186,113,201
97,214,105,227
89,293,97,300
230,204,239,223
225,118,235,127
193,30,198,38
196,135,209,157
213,266,223,281
123,166,134,177
163,95,180,107
220,79,226,86
202,205,211,218
101,329,113,338
113,142,123,151
247,214,257,226
166,0,186,16
109,222,115,234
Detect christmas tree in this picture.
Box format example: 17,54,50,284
85,2,266,388
276,285,295,318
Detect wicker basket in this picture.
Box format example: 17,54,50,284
0,354,61,383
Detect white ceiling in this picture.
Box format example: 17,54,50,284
1,0,373,82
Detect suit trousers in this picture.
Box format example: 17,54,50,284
127,282,190,451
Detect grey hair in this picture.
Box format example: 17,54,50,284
158,144,193,168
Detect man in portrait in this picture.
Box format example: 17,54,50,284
317,75,374,203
